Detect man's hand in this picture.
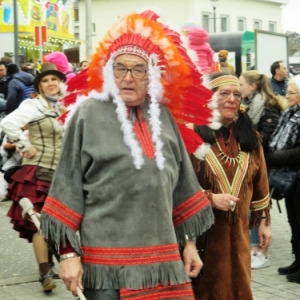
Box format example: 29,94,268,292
182,241,202,278
258,220,272,250
59,256,84,296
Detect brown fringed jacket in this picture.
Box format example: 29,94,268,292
192,127,270,300
40,98,214,292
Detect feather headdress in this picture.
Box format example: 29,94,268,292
60,10,220,169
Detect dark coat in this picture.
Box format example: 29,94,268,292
270,77,288,96
6,72,35,114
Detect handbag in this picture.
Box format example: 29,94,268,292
268,168,299,195
36,167,54,182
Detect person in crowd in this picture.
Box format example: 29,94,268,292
186,28,213,74
79,60,89,71
0,56,12,65
20,63,36,77
44,51,76,82
266,74,300,284
270,61,289,96
192,72,271,300
0,63,66,293
239,70,287,269
6,64,35,114
0,61,8,100
40,11,238,300
210,49,235,74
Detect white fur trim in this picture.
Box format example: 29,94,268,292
147,54,165,170
193,143,211,161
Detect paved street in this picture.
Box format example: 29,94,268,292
1,199,300,300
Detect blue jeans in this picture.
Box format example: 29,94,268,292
250,225,259,247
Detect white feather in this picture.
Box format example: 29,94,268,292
193,143,211,161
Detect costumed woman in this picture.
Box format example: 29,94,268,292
0,63,66,292
266,75,300,283
239,70,287,269
192,72,272,300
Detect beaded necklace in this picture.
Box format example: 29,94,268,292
213,131,243,167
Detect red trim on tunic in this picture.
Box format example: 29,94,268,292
42,196,82,231
127,106,155,159
133,108,155,159
81,243,181,266
120,282,194,299
172,190,210,226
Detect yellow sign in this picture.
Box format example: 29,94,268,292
0,0,75,38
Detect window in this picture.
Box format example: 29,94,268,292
238,18,246,31
202,13,211,32
254,20,261,30
92,23,96,34
73,0,79,22
220,15,229,32
74,33,79,40
269,22,276,32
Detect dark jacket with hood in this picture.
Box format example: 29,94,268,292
6,72,35,114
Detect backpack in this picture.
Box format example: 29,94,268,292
15,77,36,100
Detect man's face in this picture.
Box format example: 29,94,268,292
113,54,148,106
0,64,7,79
218,55,226,63
276,62,288,80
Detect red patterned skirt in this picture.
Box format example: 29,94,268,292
6,165,50,242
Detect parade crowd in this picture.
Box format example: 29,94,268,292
0,9,300,300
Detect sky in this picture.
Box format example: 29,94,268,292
282,0,300,33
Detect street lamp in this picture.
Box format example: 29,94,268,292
210,0,219,33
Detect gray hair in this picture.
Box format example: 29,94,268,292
289,74,300,93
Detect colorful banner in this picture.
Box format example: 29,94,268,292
0,0,75,38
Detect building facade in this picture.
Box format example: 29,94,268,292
75,0,288,61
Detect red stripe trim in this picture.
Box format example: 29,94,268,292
81,253,181,265
120,283,194,299
81,243,179,255
42,196,81,231
173,190,205,216
173,198,210,226
45,196,81,221
172,190,210,226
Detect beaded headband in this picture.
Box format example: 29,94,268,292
209,75,240,90
114,45,150,62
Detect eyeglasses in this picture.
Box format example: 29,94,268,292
219,91,242,101
113,65,148,79
286,91,299,96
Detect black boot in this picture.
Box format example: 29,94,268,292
287,268,300,283
39,262,56,293
278,261,300,275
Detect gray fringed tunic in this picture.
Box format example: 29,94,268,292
41,98,214,290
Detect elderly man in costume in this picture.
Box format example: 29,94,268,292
40,11,238,300
210,49,235,74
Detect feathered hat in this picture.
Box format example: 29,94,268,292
61,10,220,169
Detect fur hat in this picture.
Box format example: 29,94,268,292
218,49,229,58
33,63,66,91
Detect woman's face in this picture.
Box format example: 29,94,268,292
239,75,256,98
39,75,60,96
217,84,242,127
286,82,300,107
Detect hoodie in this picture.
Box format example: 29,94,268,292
187,28,214,74
6,72,35,114
44,52,76,82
